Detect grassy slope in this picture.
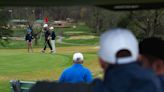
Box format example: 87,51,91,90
0,46,102,92
63,38,99,45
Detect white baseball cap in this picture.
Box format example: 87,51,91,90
43,24,48,28
49,27,54,30
98,28,139,64
73,52,84,62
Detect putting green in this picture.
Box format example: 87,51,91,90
0,46,102,92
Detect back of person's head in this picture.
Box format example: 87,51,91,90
43,24,48,28
73,52,84,63
139,37,164,75
49,26,54,31
139,37,164,61
43,24,48,30
27,27,32,34
99,28,138,65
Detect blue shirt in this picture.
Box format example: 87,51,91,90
59,64,92,83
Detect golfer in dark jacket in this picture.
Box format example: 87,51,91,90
139,37,164,91
92,29,162,92
49,26,56,53
41,24,53,53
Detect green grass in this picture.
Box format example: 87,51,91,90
0,81,9,92
55,24,93,33
0,46,102,92
63,38,99,45
0,24,102,92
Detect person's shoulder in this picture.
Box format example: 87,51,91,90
133,64,154,75
63,66,73,73
158,75,164,80
83,67,92,72
126,64,158,80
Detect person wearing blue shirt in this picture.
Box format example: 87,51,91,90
139,37,164,91
59,52,93,83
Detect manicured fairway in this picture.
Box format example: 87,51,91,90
0,46,102,92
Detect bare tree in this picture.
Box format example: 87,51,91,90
132,10,164,37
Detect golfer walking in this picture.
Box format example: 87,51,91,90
41,24,53,53
49,26,56,53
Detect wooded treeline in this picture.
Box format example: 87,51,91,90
1,6,164,40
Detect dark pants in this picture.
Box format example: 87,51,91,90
44,40,52,50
